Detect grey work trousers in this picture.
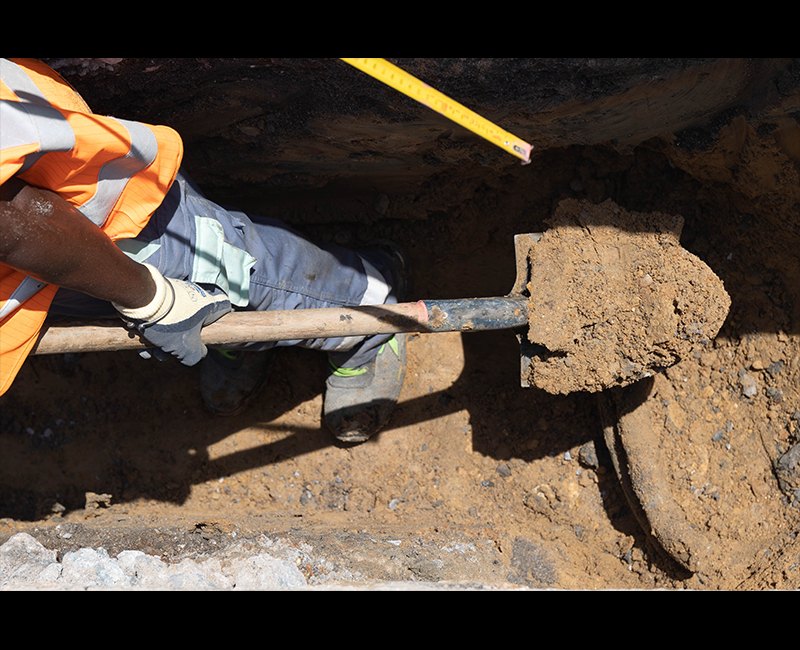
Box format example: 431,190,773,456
50,170,398,369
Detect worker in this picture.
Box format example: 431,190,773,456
0,57,407,443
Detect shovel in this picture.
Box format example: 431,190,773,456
32,234,543,385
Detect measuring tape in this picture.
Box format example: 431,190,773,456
341,58,532,165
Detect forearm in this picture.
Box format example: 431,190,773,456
0,179,155,309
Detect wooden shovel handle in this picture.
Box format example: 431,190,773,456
31,302,429,355
31,297,529,355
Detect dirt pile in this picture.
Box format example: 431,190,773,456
523,198,731,394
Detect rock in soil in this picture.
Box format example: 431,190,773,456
523,198,731,394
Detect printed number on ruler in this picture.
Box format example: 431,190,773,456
341,58,532,164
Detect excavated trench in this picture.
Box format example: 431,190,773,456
2,59,800,589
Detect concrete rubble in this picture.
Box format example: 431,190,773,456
0,532,521,591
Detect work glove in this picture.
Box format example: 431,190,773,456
114,263,231,366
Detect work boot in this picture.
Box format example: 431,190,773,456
200,348,272,416
324,241,410,442
324,333,407,442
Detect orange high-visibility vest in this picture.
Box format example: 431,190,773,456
0,58,183,395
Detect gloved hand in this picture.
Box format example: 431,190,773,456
114,263,231,366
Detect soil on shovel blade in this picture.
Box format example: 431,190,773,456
2,58,800,590
523,198,731,394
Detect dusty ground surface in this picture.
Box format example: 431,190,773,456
2,58,800,589
523,198,731,394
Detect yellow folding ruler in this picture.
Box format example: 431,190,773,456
341,58,532,164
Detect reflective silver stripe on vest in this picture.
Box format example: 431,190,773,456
0,59,70,173
0,60,164,319
0,100,75,155
0,59,50,106
0,276,47,323
1,61,69,322
1,60,161,229
78,117,159,227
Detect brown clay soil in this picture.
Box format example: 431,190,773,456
523,198,731,394
2,59,800,589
